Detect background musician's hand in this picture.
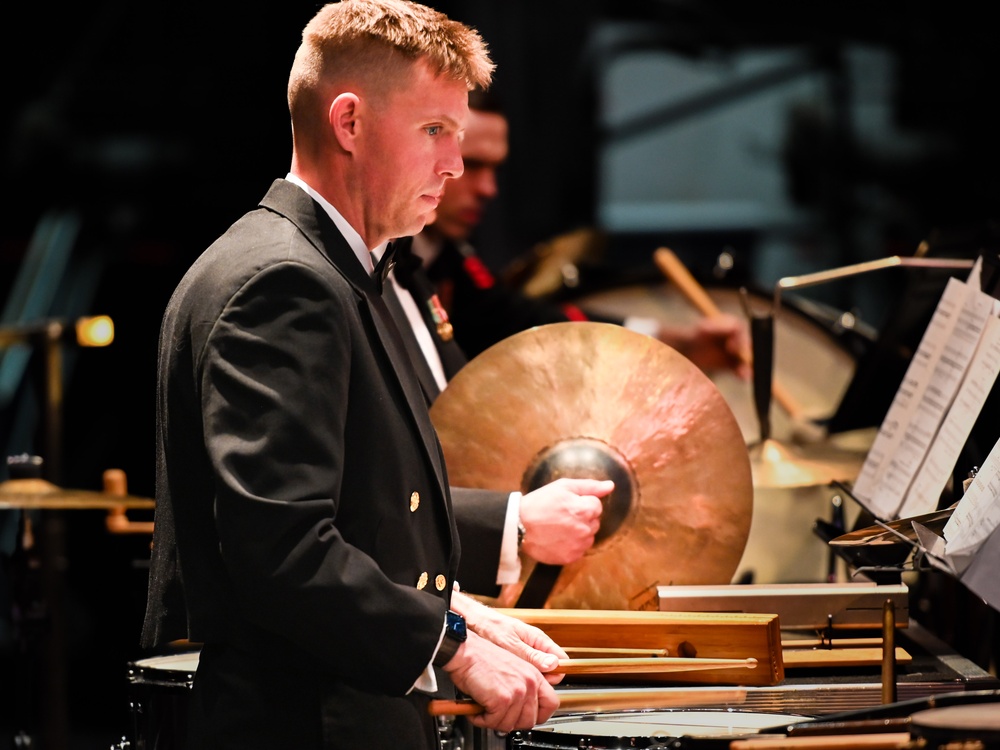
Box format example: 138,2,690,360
518,478,612,565
657,315,751,379
442,629,559,731
452,590,567,685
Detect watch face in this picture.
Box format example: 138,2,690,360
446,610,467,641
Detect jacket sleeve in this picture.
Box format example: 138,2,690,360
451,487,509,596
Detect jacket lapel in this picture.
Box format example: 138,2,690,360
258,180,449,495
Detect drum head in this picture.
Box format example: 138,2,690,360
575,284,859,443
512,708,811,749
129,651,201,688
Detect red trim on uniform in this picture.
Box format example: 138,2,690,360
463,256,495,289
560,304,590,322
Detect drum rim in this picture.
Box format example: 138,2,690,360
521,707,815,740
569,277,876,350
128,651,201,685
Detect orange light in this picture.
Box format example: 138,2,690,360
75,315,114,347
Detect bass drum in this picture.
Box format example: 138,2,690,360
506,708,811,749
574,283,868,444
573,283,874,585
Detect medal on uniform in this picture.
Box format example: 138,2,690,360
427,294,453,341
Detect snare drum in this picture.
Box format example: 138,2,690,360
507,709,811,749
127,651,200,750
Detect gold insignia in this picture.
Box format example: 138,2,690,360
427,295,453,342
409,491,420,512
435,574,447,591
417,572,428,590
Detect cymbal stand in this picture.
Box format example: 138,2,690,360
3,321,73,750
740,289,775,445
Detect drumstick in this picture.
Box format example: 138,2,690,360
556,656,756,675
429,687,747,717
563,646,670,657
728,733,913,749
653,247,804,421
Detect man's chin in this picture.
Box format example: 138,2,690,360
399,211,435,238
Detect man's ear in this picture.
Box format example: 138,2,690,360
329,92,361,152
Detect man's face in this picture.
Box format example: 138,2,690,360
430,109,509,242
355,60,468,246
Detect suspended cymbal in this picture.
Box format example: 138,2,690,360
430,321,753,610
749,428,875,489
513,227,608,299
0,477,155,510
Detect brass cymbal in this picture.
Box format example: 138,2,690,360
0,477,155,510
514,227,608,299
749,428,876,489
430,321,753,610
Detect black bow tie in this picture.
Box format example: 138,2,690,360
372,241,398,294
388,236,422,289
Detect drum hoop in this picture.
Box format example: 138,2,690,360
564,273,876,352
128,652,200,689
518,707,813,744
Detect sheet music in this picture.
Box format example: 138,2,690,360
898,304,1000,517
868,284,997,517
852,277,973,516
944,434,1000,556
955,524,1000,610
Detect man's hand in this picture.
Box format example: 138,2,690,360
658,314,750,379
442,630,559,731
518,478,613,565
452,590,567,684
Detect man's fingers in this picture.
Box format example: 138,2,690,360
570,494,604,522
559,477,615,497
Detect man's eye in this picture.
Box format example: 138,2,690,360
426,126,441,136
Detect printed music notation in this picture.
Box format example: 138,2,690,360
901,313,1000,518
853,258,1000,520
913,434,1000,610
837,257,1000,611
945,440,1000,557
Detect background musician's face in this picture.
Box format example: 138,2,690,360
430,108,508,242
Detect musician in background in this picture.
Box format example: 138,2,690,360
408,87,751,373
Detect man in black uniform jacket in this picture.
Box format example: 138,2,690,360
140,2,597,747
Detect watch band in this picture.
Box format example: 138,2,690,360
433,610,467,667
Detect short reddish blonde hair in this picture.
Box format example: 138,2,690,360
289,0,493,134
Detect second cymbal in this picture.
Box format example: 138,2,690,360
0,477,155,510
749,428,875,490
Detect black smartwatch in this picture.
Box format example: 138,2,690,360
433,610,467,667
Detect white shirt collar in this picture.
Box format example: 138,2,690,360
284,173,389,275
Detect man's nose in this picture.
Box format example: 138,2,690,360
440,143,464,179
